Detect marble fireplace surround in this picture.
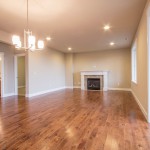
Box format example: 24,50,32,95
80,71,109,91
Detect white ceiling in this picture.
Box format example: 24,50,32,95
0,0,147,53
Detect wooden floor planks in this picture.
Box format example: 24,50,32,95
0,89,150,150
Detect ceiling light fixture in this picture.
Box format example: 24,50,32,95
68,47,72,51
110,42,115,46
12,0,44,51
104,25,111,31
46,37,51,41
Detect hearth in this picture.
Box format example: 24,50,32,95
87,78,100,90
81,71,108,91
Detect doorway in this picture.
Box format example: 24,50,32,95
15,54,26,96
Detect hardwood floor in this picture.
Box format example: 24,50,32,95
0,89,150,150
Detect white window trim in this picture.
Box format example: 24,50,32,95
131,40,137,84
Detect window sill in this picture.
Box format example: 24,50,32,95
131,80,138,85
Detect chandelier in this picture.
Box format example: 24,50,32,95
12,0,44,51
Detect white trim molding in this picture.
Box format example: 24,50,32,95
65,86,74,89
26,87,66,98
3,93,15,97
65,86,81,89
73,86,81,89
66,87,131,91
108,88,131,91
131,90,148,121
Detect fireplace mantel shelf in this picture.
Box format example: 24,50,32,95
81,70,109,72
80,71,109,91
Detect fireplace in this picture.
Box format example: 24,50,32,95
87,78,100,90
81,71,108,91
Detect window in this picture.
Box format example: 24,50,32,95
131,41,137,83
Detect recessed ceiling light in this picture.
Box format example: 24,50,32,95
104,25,111,31
68,47,72,51
46,37,51,41
110,42,115,46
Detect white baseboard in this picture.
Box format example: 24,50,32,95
67,87,131,91
73,86,81,89
108,88,131,91
3,93,15,97
26,87,66,98
66,86,74,89
131,90,148,121
66,86,81,89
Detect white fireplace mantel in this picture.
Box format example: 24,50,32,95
80,71,109,91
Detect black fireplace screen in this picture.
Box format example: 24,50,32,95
87,78,100,90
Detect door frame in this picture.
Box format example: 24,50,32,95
14,53,26,96
0,52,4,97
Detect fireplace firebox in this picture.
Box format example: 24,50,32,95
87,78,100,90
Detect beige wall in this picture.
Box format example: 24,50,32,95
28,47,65,96
131,1,149,119
17,56,25,87
73,49,131,88
65,54,74,87
0,42,15,95
0,42,66,97
0,30,12,44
